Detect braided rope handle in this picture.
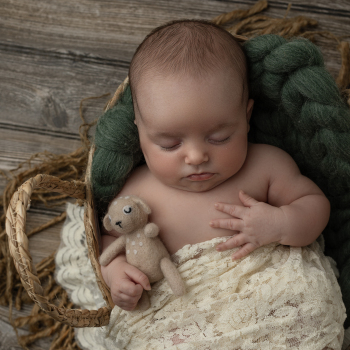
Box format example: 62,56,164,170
5,174,111,327
105,76,129,111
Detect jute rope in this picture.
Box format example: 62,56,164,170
1,1,349,348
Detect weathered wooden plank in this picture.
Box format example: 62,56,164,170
0,128,82,167
1,0,349,57
270,0,350,13
0,203,71,349
26,207,66,265
0,48,117,135
0,318,51,350
0,0,255,56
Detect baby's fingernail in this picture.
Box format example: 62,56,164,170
214,203,219,207
216,246,222,251
209,221,214,226
146,284,151,290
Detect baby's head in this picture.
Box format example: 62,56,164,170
128,19,254,192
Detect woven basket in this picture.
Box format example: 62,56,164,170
5,36,250,328
4,33,247,327
5,77,130,328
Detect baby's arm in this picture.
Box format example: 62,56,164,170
100,234,151,310
210,145,330,260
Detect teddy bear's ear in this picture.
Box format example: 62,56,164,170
103,214,113,231
132,196,151,215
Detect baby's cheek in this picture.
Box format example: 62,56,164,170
148,156,179,181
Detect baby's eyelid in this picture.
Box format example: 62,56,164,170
209,136,231,144
159,143,181,151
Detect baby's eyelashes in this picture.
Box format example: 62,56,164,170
208,136,231,145
159,143,181,151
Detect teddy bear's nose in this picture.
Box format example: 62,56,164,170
115,221,122,228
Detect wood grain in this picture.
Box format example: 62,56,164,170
1,0,349,349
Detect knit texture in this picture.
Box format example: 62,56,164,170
244,34,350,327
91,89,143,212
91,34,350,326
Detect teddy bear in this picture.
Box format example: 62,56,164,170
99,195,186,310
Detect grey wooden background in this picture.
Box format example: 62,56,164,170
1,0,350,349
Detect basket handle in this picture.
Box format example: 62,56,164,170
5,174,110,327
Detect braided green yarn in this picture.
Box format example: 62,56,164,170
91,85,143,214
245,34,350,326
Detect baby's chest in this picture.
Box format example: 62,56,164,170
150,174,268,224
120,164,270,254
147,181,268,254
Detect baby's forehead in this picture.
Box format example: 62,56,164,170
136,67,244,104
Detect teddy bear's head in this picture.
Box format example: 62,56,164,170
103,196,151,235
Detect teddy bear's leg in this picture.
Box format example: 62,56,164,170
136,290,150,311
160,257,186,296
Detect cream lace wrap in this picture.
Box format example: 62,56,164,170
56,203,347,350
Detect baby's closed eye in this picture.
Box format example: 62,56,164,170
208,136,231,144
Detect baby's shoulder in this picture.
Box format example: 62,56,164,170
248,143,296,165
117,164,151,196
246,143,299,175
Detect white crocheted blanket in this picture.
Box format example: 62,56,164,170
56,203,349,350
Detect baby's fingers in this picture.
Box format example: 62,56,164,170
231,243,258,260
210,218,243,231
119,280,144,298
125,264,151,291
214,203,246,218
116,286,143,311
216,234,248,252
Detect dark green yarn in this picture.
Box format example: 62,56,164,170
244,34,350,326
91,33,350,327
91,85,143,213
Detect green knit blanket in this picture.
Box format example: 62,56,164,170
245,34,350,327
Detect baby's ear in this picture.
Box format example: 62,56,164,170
103,214,113,231
246,98,254,123
132,197,151,215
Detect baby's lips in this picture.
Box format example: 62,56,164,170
187,173,214,181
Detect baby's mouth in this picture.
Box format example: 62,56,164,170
187,173,214,181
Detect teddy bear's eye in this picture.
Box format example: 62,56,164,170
123,205,132,214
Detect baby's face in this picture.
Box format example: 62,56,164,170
134,68,254,192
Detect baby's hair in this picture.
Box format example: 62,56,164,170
128,19,249,109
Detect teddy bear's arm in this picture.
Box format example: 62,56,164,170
99,236,126,266
144,223,159,238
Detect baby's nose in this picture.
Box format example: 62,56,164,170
184,147,209,165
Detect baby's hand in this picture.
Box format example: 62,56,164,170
210,190,284,260
101,256,151,311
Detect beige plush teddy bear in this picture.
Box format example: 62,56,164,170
99,195,186,310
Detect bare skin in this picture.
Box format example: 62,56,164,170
100,68,330,311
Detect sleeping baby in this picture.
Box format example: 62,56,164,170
97,19,346,349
